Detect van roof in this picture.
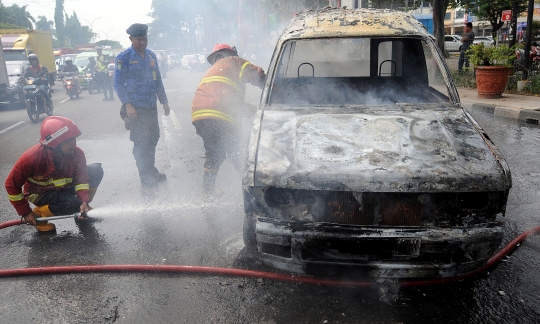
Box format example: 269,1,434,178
280,8,431,41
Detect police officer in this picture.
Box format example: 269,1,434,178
114,23,170,187
96,47,113,100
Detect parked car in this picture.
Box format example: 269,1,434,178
445,34,462,52
242,8,512,279
4,60,28,106
473,36,495,47
181,54,198,70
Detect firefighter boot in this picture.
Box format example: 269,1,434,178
32,205,56,232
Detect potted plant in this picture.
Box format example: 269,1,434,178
467,43,516,98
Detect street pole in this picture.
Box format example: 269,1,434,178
522,0,535,80
509,1,518,47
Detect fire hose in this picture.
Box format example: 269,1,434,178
0,217,539,288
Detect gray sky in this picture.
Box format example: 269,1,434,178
5,0,154,47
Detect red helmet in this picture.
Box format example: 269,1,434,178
40,116,82,148
207,43,237,65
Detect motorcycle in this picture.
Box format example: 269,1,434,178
20,77,53,123
515,41,540,73
63,72,81,100
85,69,97,94
108,63,115,82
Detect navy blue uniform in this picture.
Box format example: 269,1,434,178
114,46,169,184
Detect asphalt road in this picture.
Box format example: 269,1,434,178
0,68,539,323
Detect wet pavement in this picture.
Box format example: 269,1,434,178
0,68,539,323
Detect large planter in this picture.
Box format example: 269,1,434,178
475,66,513,99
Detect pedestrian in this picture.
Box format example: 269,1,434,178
23,54,54,110
458,22,475,72
96,47,114,100
5,116,104,233
191,43,266,197
114,23,170,187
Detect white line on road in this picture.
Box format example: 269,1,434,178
169,109,182,130
0,121,25,135
60,97,70,104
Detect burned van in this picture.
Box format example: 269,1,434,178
242,8,512,279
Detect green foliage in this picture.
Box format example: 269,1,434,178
0,22,23,29
459,0,527,36
467,43,517,67
96,39,122,49
35,16,54,32
0,3,35,29
63,11,95,45
450,69,476,88
55,0,65,46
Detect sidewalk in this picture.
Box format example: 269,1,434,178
458,87,540,123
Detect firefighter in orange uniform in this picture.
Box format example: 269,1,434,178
5,116,104,232
191,44,266,196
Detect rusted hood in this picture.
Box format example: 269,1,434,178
253,105,509,192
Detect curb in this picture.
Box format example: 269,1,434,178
466,103,540,124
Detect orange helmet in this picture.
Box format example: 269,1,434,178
207,43,237,65
40,116,82,148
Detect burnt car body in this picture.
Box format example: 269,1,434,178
242,8,512,279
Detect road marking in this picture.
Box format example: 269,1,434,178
169,109,182,130
60,97,70,103
0,121,25,135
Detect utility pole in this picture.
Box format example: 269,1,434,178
522,0,535,80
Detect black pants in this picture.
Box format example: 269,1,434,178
458,50,470,71
33,163,104,215
96,72,114,99
193,119,241,193
37,84,53,106
129,104,161,181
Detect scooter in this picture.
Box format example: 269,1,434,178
515,41,540,73
19,76,53,123
63,72,81,100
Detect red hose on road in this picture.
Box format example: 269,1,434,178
0,219,22,230
1,219,539,288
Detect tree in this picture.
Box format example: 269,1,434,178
55,0,65,46
35,15,54,32
96,39,123,49
64,12,96,46
0,3,35,29
460,0,528,37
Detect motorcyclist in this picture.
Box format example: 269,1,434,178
62,57,81,94
85,56,97,72
23,54,53,110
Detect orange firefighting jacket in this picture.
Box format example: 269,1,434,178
5,144,90,216
191,56,265,124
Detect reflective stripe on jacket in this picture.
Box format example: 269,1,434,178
191,56,265,124
4,144,90,216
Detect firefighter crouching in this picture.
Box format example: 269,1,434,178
5,116,104,232
191,44,266,197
